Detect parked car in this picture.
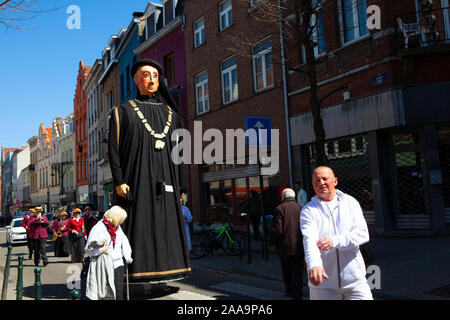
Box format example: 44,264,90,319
6,218,27,245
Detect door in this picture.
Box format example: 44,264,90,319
391,133,431,229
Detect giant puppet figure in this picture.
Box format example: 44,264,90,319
108,59,190,283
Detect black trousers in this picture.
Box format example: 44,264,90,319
279,253,303,300
250,215,261,237
71,236,85,263
54,236,71,257
26,237,34,255
114,266,125,300
32,238,48,265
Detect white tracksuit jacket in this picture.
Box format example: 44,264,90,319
300,189,369,289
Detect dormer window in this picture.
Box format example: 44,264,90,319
163,0,174,25
147,12,156,39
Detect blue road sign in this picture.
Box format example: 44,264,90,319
245,116,272,147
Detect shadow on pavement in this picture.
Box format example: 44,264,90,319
23,284,73,300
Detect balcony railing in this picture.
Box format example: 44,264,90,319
396,5,450,49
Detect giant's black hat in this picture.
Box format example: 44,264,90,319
131,58,179,113
131,58,163,78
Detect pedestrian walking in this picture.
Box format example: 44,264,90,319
85,205,132,300
28,206,49,267
270,188,304,300
241,190,262,239
83,206,99,238
68,208,86,263
52,211,71,257
180,195,192,251
300,166,373,300
294,181,308,207
21,208,35,260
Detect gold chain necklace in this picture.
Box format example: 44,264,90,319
129,99,173,150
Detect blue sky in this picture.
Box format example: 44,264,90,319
0,0,160,149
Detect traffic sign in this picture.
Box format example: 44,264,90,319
244,116,272,147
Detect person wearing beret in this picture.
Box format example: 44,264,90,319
28,206,49,267
68,208,87,263
108,59,190,283
53,211,71,257
83,205,99,238
22,208,36,260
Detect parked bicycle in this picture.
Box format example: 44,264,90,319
189,214,247,259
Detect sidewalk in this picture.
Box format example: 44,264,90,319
190,234,450,300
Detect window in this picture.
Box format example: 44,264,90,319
221,56,238,104
194,18,205,48
195,71,209,115
164,0,173,25
311,0,325,56
219,0,233,31
164,52,175,87
252,38,273,92
301,0,326,62
147,13,156,39
338,0,369,44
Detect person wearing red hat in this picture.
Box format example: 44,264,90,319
68,208,86,263
22,208,36,260
108,59,190,283
28,206,50,267
53,211,71,257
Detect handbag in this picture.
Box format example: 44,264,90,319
72,231,83,239
80,256,91,281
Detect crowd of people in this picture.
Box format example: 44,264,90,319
17,56,372,301
18,193,193,301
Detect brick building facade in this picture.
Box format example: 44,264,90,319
285,0,450,235
74,61,92,204
184,0,291,225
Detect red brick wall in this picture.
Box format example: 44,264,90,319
287,0,450,116
184,0,291,221
74,61,91,188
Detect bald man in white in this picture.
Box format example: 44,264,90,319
300,166,373,300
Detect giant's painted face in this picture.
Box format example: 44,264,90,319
134,65,159,96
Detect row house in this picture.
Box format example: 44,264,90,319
283,0,450,235
1,147,18,217
58,114,76,206
74,61,92,205
49,117,62,211
84,59,104,208
184,0,290,224
97,32,124,211
11,146,30,212
117,12,144,105
36,123,52,211
28,136,39,206
135,0,189,126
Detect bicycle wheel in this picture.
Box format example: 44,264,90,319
190,231,209,259
222,230,247,256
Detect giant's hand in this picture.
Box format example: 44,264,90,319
116,184,130,198
309,266,329,286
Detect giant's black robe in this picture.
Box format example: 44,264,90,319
108,95,191,283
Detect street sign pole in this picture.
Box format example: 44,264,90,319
257,131,268,261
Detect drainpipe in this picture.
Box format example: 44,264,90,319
278,0,294,188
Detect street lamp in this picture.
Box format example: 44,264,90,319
60,161,74,206
48,170,55,212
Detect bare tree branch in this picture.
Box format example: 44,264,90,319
0,0,60,31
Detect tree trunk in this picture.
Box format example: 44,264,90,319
295,0,328,166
